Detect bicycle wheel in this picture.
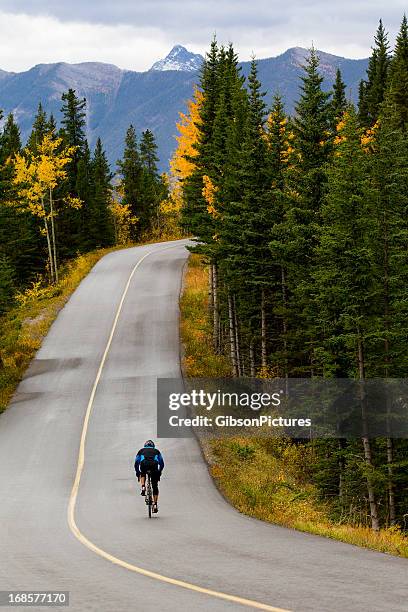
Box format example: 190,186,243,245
146,473,153,519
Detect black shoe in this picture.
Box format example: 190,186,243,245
140,486,146,496
153,503,158,514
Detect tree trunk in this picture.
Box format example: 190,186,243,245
358,335,380,531
249,339,256,377
281,266,289,386
212,265,219,354
208,265,214,315
386,435,396,525
228,292,238,377
49,188,58,283
382,217,396,526
233,295,242,376
41,196,54,284
261,289,267,370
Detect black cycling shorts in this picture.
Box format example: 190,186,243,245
140,461,160,495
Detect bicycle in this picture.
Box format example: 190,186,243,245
145,470,153,518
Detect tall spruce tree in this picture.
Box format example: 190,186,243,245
314,107,381,529
387,14,408,129
358,20,391,126
58,89,89,255
330,68,348,129
0,113,42,284
88,138,114,248
27,103,51,152
293,48,332,214
117,125,143,239
140,129,166,234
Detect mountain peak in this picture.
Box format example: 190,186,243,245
150,45,203,72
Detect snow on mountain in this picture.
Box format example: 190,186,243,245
150,45,203,72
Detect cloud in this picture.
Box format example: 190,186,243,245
0,2,406,72
0,12,172,72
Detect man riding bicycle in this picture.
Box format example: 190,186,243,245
134,440,164,514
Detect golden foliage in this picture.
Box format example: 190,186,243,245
361,120,379,152
170,88,203,181
12,134,82,219
109,194,138,246
202,174,219,218
168,88,204,213
266,110,296,164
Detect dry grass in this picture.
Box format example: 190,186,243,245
180,255,408,558
180,254,230,377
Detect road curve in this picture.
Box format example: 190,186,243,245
0,239,407,612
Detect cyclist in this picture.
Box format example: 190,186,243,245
134,440,164,514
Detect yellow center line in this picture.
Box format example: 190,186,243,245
67,243,291,612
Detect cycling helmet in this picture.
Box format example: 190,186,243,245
144,440,155,448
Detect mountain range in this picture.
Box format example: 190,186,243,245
0,45,368,170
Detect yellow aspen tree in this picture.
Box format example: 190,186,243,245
109,189,138,245
12,134,82,284
169,87,203,212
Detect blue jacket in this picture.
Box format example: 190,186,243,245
134,446,164,477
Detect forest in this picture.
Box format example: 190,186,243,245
173,17,408,532
0,91,168,312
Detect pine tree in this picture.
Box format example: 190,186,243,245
60,89,87,191
0,111,43,285
359,20,391,126
330,68,347,129
0,114,21,160
58,89,88,255
140,129,159,175
387,14,408,129
314,108,381,529
358,80,370,126
140,129,167,234
0,255,15,315
88,138,114,248
117,125,143,239
293,48,332,215
286,48,332,372
27,103,49,152
181,38,222,253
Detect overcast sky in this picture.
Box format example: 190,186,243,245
0,1,406,72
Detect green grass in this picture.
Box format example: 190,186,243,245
180,254,408,558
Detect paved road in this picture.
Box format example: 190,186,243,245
0,239,407,612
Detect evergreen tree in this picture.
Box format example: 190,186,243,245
358,80,370,126
313,107,381,529
0,255,15,316
181,38,222,253
330,68,347,129
117,125,143,239
88,138,114,248
140,129,159,175
58,89,88,255
293,48,332,215
60,89,87,191
140,129,167,234
0,112,42,285
359,20,391,126
0,114,21,160
387,14,408,129
27,103,49,152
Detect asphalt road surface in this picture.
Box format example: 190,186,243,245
0,239,407,612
